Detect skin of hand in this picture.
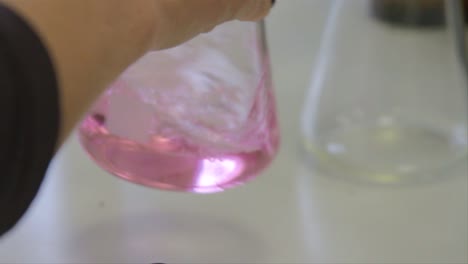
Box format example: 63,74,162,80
1,0,272,147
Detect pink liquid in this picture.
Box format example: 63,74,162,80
78,85,279,193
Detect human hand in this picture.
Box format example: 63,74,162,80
151,0,273,49
1,0,273,144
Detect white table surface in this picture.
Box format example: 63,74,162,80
1,1,467,263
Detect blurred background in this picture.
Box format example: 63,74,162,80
0,1,467,263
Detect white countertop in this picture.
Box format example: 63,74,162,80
1,1,467,263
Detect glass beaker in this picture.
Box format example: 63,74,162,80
79,21,279,193
301,0,467,184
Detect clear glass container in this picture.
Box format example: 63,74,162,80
301,0,467,184
79,21,279,193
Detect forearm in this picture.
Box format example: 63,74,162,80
2,0,158,144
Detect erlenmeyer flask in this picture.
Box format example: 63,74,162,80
79,21,279,193
302,0,467,184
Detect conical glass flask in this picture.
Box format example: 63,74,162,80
302,0,467,184
79,21,279,193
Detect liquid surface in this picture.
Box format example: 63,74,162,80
80,125,275,193
306,120,468,184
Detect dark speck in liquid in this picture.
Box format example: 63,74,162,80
92,113,106,125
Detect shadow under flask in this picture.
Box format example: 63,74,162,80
78,21,279,193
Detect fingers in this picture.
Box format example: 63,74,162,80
150,0,273,50
232,0,273,21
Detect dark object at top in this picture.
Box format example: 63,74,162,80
371,0,446,27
